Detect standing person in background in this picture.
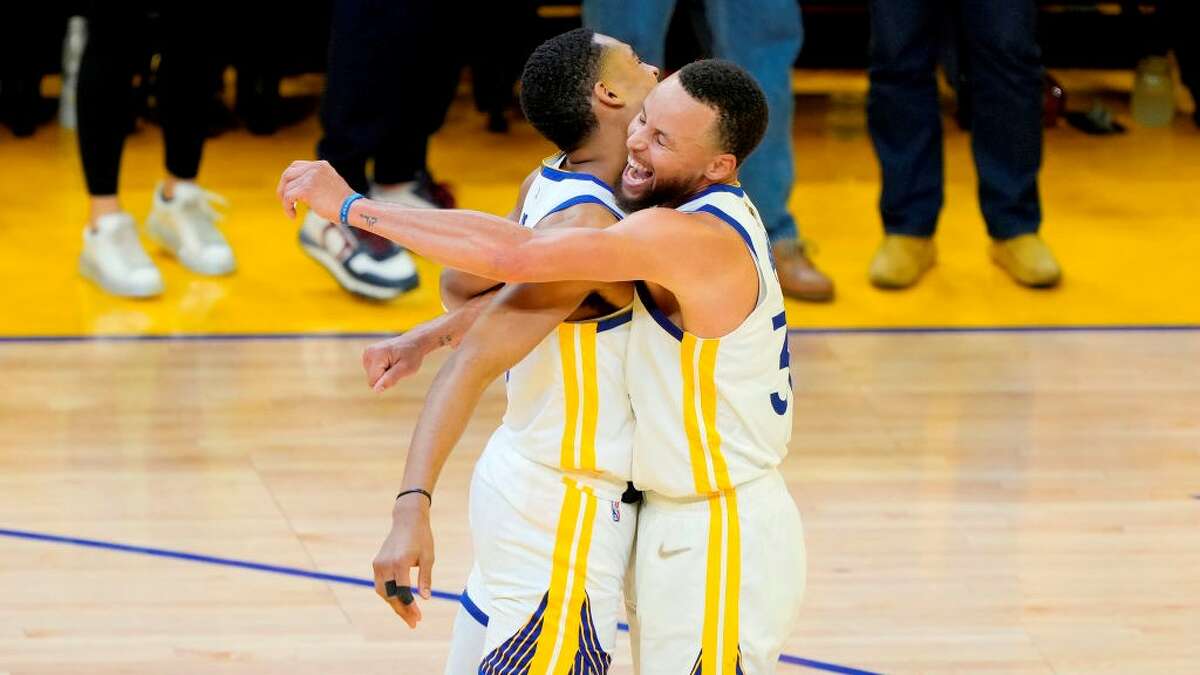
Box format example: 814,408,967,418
299,0,459,301
1164,0,1199,128
866,0,1061,289
76,3,235,298
583,0,836,302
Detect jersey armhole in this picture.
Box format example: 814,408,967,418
689,203,768,305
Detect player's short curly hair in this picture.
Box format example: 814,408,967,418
519,28,605,152
677,59,769,164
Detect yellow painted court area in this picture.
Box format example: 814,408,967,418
1,73,1198,337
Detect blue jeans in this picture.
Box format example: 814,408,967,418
867,0,1043,239
583,0,804,242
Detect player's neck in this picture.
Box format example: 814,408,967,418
562,127,628,189
666,172,741,208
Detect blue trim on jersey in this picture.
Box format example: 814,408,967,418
686,183,745,201
540,164,615,194
692,204,758,262
773,311,788,330
460,589,489,627
543,194,623,222
594,309,632,333
636,281,684,342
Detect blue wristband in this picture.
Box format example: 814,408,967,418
339,193,365,226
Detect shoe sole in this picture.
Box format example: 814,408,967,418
299,234,419,300
146,213,236,277
78,257,163,298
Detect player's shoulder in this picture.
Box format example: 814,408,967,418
516,167,540,199
538,202,621,231
622,206,726,238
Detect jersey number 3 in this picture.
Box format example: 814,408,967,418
770,311,792,415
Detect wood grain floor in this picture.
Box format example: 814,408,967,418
1,329,1197,674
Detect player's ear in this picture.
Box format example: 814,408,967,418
594,80,626,110
703,153,737,183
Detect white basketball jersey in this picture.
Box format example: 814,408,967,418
487,155,634,498
627,184,794,498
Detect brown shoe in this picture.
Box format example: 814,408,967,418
868,235,936,289
990,233,1062,288
771,239,834,302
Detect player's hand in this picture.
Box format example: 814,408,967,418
276,160,356,222
362,335,428,392
372,497,435,628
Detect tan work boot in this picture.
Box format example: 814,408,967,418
771,239,835,302
990,234,1062,287
869,235,936,289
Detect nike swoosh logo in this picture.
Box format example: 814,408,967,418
657,543,690,559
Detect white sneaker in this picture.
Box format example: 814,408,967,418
146,181,236,276
298,210,419,300
79,212,164,298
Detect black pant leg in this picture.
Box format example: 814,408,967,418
960,0,1044,239
866,0,944,237
371,2,464,184
317,0,402,194
1166,0,1200,103
76,2,146,196
157,4,225,181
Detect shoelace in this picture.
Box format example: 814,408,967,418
178,188,229,246
111,219,152,267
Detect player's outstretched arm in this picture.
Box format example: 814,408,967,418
277,160,707,288
360,167,537,388
370,280,597,627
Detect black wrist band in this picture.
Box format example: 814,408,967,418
396,488,432,506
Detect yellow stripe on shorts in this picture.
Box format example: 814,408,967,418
528,479,597,674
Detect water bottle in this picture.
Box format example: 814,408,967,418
59,16,88,130
1131,56,1175,128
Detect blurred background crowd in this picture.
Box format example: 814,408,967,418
1,0,1196,308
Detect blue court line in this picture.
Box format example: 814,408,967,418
0,527,881,675
0,323,1197,344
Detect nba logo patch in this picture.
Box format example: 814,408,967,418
610,501,621,522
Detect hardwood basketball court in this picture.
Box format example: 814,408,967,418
1,70,1198,674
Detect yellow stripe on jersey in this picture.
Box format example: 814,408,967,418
681,334,714,494
699,338,733,491
557,325,580,471
529,479,596,672
578,323,599,472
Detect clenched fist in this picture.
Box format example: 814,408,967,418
276,160,356,223
362,334,429,392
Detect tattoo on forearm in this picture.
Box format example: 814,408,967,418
361,214,378,227
437,334,454,347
